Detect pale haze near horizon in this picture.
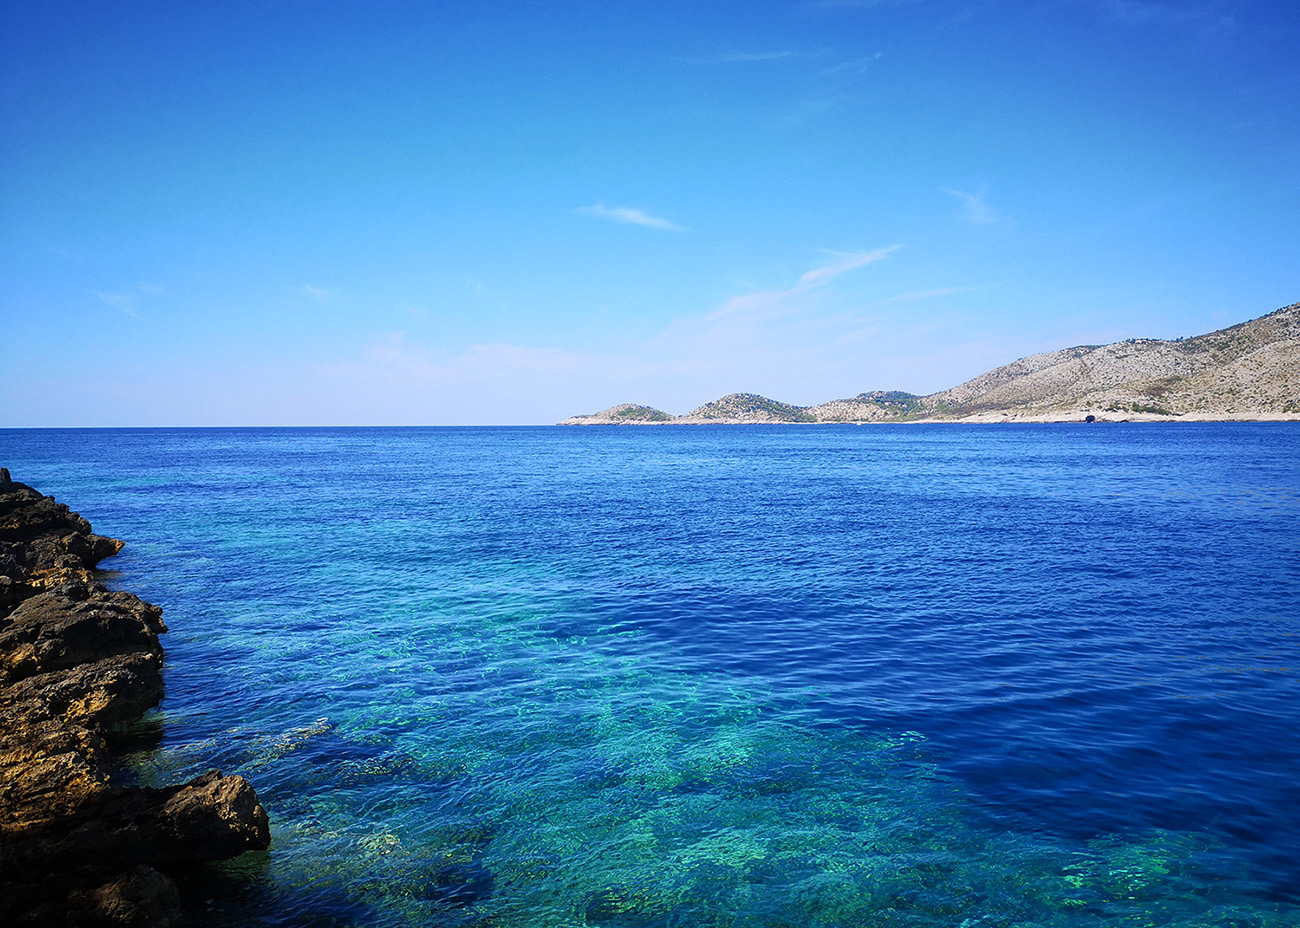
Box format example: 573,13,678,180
2,0,1298,426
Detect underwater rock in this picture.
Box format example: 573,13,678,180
0,472,270,925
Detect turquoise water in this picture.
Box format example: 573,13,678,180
3,424,1299,926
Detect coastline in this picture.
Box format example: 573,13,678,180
0,468,269,926
560,301,1300,426
560,411,1300,425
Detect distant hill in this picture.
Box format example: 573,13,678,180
677,393,817,423
806,391,926,422
560,301,1300,424
565,403,675,423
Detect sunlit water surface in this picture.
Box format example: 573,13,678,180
4,424,1299,926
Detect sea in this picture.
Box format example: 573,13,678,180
3,424,1299,927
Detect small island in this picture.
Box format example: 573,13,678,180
562,300,1300,424
0,469,269,926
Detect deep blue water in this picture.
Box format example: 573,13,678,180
3,424,1299,926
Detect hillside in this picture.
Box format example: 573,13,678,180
560,301,1300,424
677,394,817,424
919,301,1300,419
560,403,675,424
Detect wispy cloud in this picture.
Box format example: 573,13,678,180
92,281,166,317
299,284,336,302
320,244,1030,421
93,291,138,317
351,246,904,411
819,54,883,79
708,246,901,321
576,203,687,232
679,49,806,65
799,247,899,285
944,185,999,225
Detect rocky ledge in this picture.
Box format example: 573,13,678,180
0,467,269,926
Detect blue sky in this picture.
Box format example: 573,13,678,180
3,0,1297,425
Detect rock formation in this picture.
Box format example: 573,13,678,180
0,468,270,927
561,300,1300,424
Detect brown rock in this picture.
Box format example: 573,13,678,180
0,479,125,600
3,771,270,877
1,586,165,687
0,706,112,830
160,771,272,859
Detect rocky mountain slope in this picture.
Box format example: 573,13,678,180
560,301,1300,424
920,300,1300,419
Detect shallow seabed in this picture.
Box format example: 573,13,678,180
3,424,1298,926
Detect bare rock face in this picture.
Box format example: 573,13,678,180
0,584,165,688
159,771,272,860
0,470,125,599
0,470,270,926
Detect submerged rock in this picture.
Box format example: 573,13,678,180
0,472,269,925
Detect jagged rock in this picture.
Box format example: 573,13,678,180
1,586,165,687
0,472,270,926
0,477,126,600
4,771,269,875
0,704,111,828
7,652,164,730
158,770,271,860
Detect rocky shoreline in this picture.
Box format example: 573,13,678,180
0,468,269,926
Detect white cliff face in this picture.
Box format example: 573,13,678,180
559,302,1300,424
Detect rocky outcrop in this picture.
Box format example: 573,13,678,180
559,300,1300,424
0,468,270,927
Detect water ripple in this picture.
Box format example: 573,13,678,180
4,423,1299,924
